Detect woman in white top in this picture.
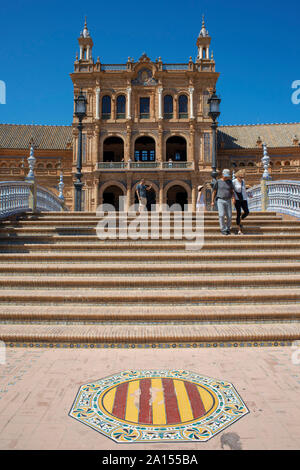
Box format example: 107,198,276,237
232,170,249,234
196,185,205,211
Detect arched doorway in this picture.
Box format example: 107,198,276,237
102,185,124,210
167,185,188,210
134,136,156,162
166,136,187,162
103,137,124,162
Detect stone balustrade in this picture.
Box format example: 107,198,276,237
0,181,66,219
247,180,300,218
96,161,194,171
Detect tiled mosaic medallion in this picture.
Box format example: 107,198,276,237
69,370,249,443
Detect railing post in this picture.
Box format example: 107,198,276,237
25,143,37,213
28,181,37,213
260,179,268,211
261,143,272,211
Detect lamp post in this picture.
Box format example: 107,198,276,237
208,88,221,187
74,90,87,211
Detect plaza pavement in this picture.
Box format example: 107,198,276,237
0,345,300,450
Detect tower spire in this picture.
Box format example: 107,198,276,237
196,15,211,61
77,17,93,62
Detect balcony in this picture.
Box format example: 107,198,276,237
96,161,194,171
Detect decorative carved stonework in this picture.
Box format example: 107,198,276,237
131,68,158,87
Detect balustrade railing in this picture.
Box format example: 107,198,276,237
97,161,194,170
0,181,31,219
0,181,66,219
247,180,300,217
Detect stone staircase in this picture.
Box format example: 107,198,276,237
0,211,300,346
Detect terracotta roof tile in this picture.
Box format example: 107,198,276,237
0,124,72,150
218,123,300,149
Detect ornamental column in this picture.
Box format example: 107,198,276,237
159,175,164,212
95,87,100,119
126,87,132,119
157,123,163,162
189,123,195,164
158,87,163,120
126,173,132,211
189,87,195,119
125,124,132,162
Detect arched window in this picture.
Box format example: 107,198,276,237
239,162,245,167
164,95,173,119
116,95,126,119
284,161,291,166
102,95,111,120
248,162,254,167
178,95,188,119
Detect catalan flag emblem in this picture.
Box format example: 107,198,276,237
69,370,249,443
100,377,216,425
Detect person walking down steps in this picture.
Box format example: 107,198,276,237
232,170,250,235
196,185,205,212
211,169,236,235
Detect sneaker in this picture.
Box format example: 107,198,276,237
226,230,231,235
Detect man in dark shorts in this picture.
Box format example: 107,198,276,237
211,169,236,235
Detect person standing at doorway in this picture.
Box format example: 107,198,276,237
136,179,152,212
211,169,236,235
233,170,250,234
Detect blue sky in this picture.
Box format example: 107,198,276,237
0,0,299,126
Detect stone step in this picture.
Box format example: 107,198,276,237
14,211,279,219
0,287,299,304
2,242,300,252
1,303,299,322
0,274,299,289
0,262,298,274
2,230,300,241
2,219,298,227
2,235,300,245
0,251,298,262
1,322,299,343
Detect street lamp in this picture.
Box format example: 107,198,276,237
208,88,221,187
74,89,87,211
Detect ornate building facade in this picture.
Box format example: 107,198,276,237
70,18,219,211
0,19,300,211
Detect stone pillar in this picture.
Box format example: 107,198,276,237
94,125,100,164
191,179,197,212
189,87,195,119
93,177,99,211
189,124,195,164
159,175,164,212
125,124,132,162
126,174,132,211
157,124,163,162
126,87,132,119
95,87,100,119
174,95,178,119
158,87,163,120
111,95,116,120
